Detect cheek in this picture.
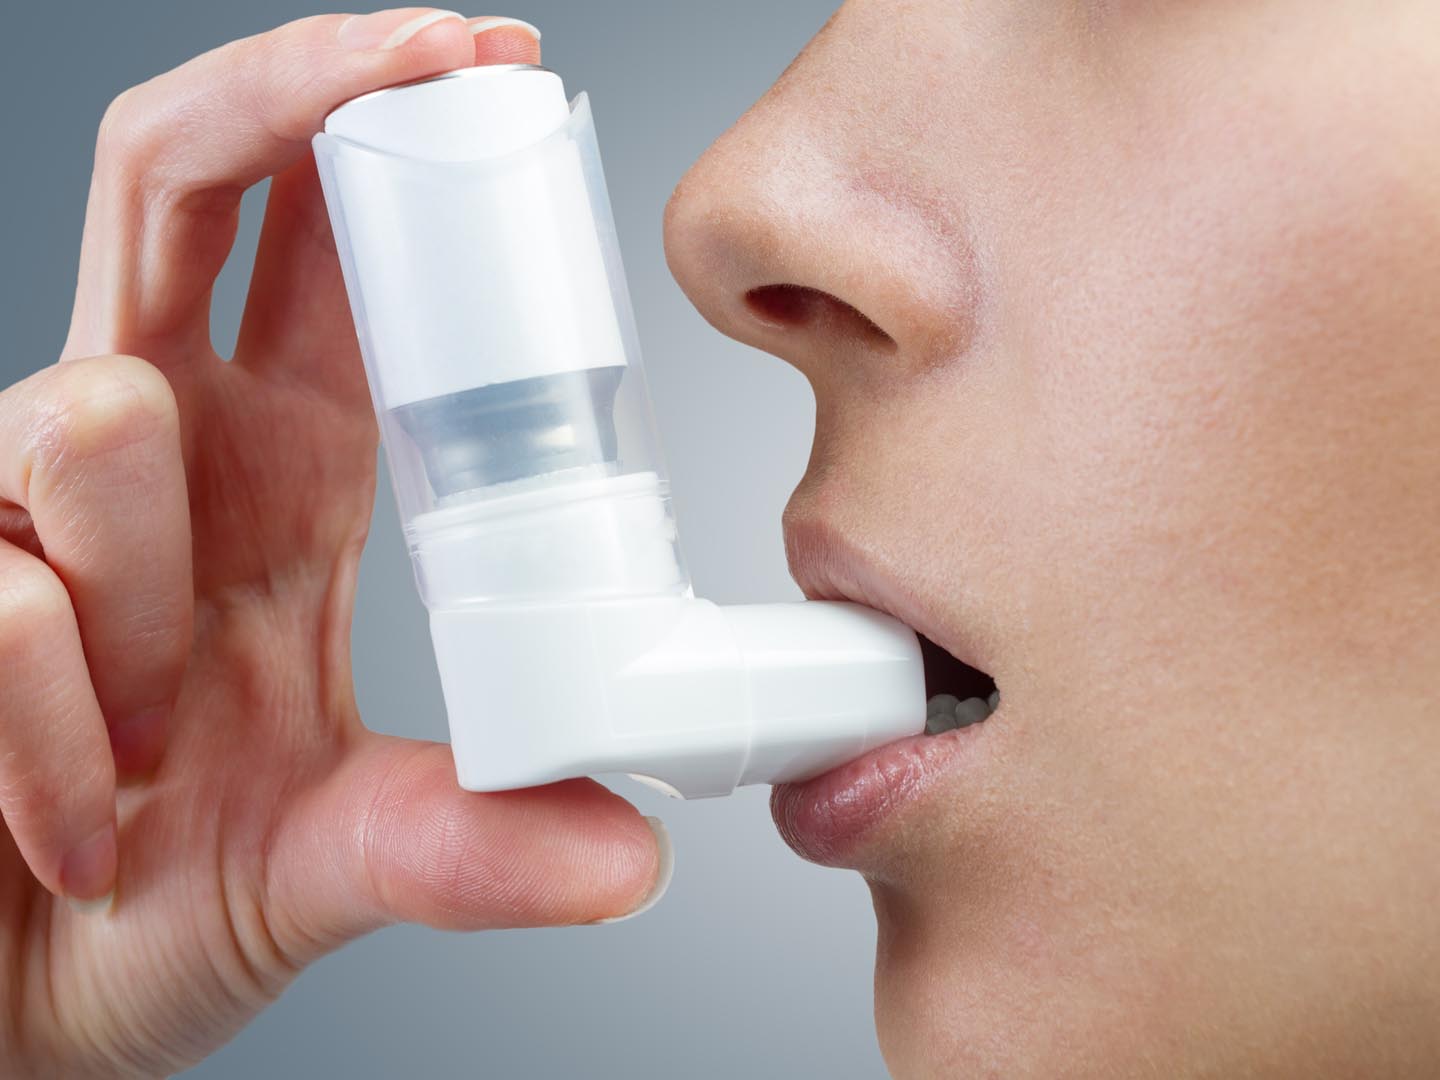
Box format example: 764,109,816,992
995,78,1440,703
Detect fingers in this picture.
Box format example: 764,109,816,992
0,355,192,776
465,16,543,64
232,156,376,409
63,9,479,364
265,737,668,961
233,15,542,401
0,541,117,902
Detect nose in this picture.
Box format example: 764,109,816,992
663,56,977,389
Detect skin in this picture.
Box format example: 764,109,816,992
665,0,1440,1076
0,11,663,1079
3,2,1436,1078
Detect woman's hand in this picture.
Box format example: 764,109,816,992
0,10,666,1077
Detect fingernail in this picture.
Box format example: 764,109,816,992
593,816,673,925
467,16,542,42
60,823,117,903
68,891,116,916
339,8,466,51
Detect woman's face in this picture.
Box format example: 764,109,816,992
665,0,1440,1074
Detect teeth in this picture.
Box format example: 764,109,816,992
954,696,990,727
925,710,959,736
926,694,960,718
924,690,1000,735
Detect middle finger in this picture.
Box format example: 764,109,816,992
0,354,193,775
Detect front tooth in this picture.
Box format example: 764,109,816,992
954,697,990,727
987,689,1000,711
927,694,960,719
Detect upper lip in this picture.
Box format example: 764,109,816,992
783,512,990,677
774,513,998,866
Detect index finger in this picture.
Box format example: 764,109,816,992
63,8,480,364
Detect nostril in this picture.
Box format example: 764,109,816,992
745,283,823,325
744,284,898,353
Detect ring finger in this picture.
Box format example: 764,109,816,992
0,540,117,903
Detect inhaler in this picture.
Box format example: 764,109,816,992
313,65,924,798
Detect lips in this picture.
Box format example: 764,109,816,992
773,516,1001,867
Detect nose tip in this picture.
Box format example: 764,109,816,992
664,116,975,382
662,161,764,343
663,132,907,379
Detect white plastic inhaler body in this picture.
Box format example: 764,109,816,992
312,65,925,798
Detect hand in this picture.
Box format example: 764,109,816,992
0,11,666,1077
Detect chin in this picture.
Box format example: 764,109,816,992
867,868,1177,1079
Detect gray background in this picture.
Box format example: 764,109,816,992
1,2,889,1077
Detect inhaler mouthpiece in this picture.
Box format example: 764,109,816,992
314,65,924,798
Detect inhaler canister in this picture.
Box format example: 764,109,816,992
313,65,926,798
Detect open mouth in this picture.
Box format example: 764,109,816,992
769,626,1001,866
772,514,1008,863
919,633,999,735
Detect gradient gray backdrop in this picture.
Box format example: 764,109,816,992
1,2,891,1077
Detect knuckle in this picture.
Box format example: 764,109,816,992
95,84,152,170
0,769,54,833
0,559,71,648
93,81,195,208
34,356,179,468
0,752,107,849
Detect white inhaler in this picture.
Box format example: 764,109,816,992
313,65,924,798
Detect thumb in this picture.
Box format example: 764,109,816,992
264,736,671,961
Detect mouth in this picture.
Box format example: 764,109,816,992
771,522,1002,866
918,632,999,735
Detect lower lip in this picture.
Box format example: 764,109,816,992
770,718,993,867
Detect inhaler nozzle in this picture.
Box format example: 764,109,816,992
314,64,925,798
